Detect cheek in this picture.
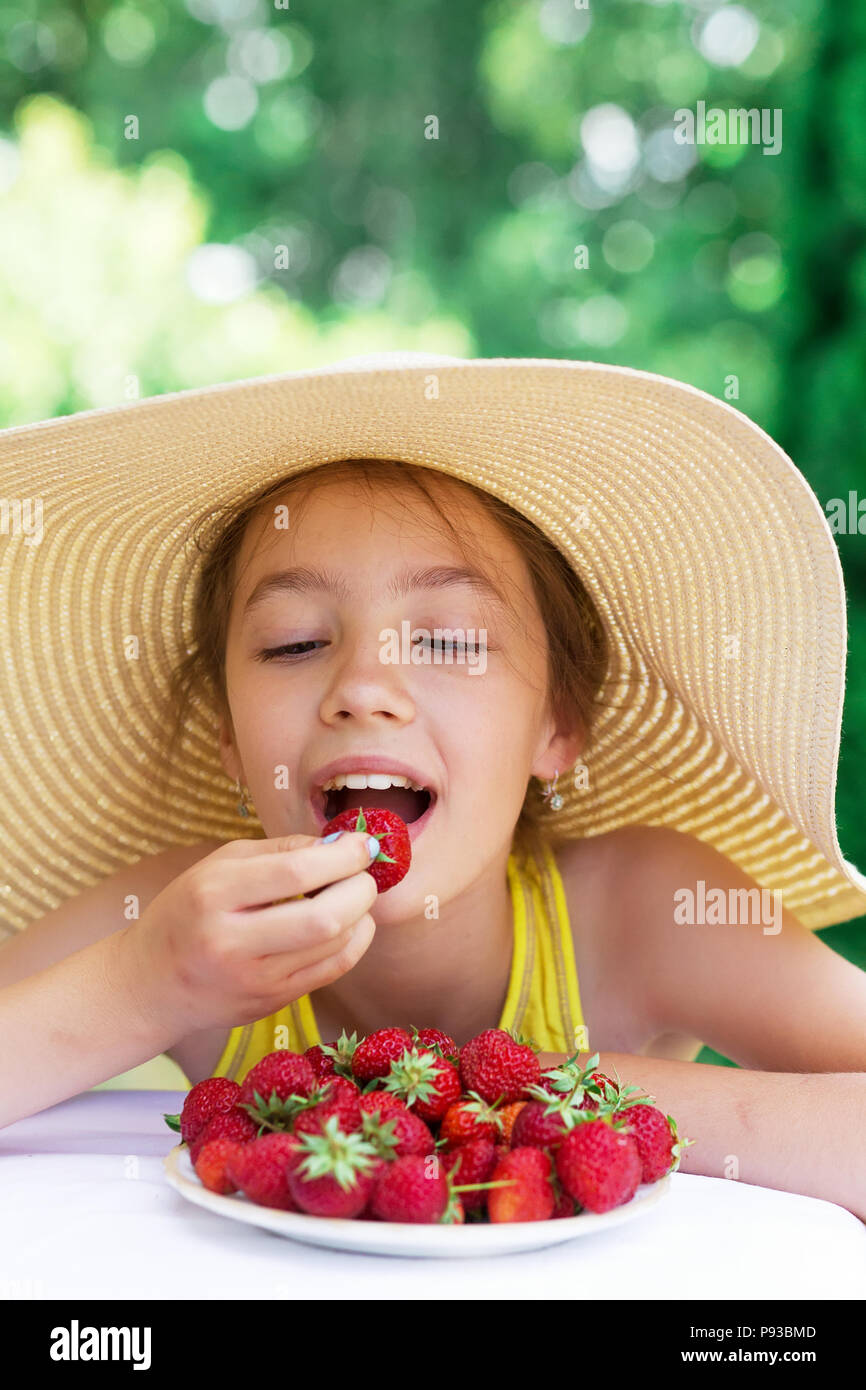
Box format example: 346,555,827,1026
226,663,308,754
438,677,539,797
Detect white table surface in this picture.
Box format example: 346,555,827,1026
1,1090,864,1301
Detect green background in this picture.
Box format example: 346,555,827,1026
1,0,862,1086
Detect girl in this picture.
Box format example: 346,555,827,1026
0,353,864,1219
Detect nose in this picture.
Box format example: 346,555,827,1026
318,632,416,726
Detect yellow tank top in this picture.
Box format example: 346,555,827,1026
209,842,587,1085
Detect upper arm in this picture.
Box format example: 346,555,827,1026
0,840,226,991
617,826,866,1072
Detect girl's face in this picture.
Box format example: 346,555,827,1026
219,474,580,919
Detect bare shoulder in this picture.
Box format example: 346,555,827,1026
579,825,866,1072
555,823,685,918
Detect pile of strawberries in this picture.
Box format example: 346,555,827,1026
165,1027,691,1225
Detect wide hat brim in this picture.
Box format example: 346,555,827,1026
1,350,865,938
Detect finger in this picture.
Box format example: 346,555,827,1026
268,912,377,998
226,869,379,957
212,832,377,912
218,833,322,858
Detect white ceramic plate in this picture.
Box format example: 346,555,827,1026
164,1144,671,1258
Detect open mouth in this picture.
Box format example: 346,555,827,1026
313,774,435,830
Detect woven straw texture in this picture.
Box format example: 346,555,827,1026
1,353,865,939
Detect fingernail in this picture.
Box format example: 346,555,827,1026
365,834,381,861
317,830,345,845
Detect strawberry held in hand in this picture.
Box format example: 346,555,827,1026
321,806,411,893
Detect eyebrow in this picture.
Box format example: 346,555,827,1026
242,564,508,617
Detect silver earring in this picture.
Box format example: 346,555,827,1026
541,769,564,812
235,777,251,818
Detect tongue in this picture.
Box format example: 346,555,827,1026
332,786,427,823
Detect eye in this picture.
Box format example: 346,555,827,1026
413,635,487,655
258,641,329,661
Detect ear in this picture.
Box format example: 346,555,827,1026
530,715,586,785
218,712,243,784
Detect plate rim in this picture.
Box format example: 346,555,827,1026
163,1143,671,1254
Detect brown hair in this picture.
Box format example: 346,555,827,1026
157,458,610,864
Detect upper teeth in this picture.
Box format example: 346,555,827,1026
320,772,427,792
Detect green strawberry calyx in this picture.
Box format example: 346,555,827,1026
451,1091,504,1135
359,1110,404,1158
528,1051,616,1116
347,807,397,864
294,1114,380,1191
522,1082,599,1132
318,1029,359,1078
504,1027,541,1053
667,1114,696,1172
407,1024,460,1064
381,1046,449,1107
239,1086,308,1134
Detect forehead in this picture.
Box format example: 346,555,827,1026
227,474,546,643
235,472,526,578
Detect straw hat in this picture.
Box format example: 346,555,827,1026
1,350,865,941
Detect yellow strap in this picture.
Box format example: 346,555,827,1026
498,853,528,1032
538,840,588,1051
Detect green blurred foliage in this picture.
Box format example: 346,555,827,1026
0,1,862,1078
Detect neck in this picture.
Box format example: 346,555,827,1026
312,847,516,1047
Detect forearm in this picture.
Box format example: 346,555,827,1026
0,929,183,1130
538,1051,866,1222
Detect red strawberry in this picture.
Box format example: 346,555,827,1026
350,1027,413,1082
552,1187,578,1218
226,1132,304,1210
175,1077,241,1147
189,1105,260,1164
304,1044,337,1081
292,1077,364,1138
528,1054,616,1111
411,1026,459,1062
293,1162,384,1219
305,1029,359,1081
361,1104,435,1158
194,1137,246,1195
238,1050,318,1115
358,1090,407,1118
510,1099,574,1152
578,1071,620,1113
287,1115,382,1218
370,1153,450,1224
441,1138,498,1212
380,1046,462,1123
439,1094,502,1149
321,806,411,893
555,1117,642,1214
611,1103,691,1183
459,1028,541,1104
487,1146,555,1223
